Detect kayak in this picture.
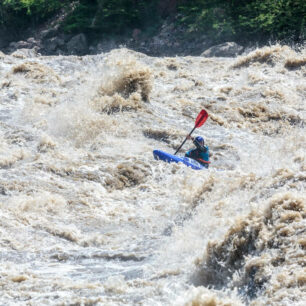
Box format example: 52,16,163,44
153,150,205,170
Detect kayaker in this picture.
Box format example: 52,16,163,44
185,135,210,168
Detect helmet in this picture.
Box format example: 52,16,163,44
195,136,204,144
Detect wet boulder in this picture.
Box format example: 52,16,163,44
26,37,38,46
8,37,40,54
201,42,243,57
10,48,40,58
66,33,88,55
45,37,65,53
0,29,11,49
9,40,30,50
40,28,59,40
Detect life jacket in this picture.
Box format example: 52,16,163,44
185,146,210,166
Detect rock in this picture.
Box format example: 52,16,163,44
8,42,18,49
132,28,141,41
7,39,41,53
40,28,59,40
0,50,5,58
45,37,65,53
66,33,88,55
0,37,6,49
26,37,36,44
201,42,244,57
62,33,74,42
0,29,13,49
10,48,40,59
10,40,32,50
96,43,104,53
94,40,119,54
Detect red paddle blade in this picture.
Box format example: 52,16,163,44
195,109,208,128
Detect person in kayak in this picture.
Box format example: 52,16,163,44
185,135,210,168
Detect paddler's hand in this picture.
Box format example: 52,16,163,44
186,135,193,140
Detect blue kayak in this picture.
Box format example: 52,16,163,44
153,150,205,170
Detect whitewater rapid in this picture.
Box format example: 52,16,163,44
0,45,305,305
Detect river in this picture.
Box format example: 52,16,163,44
0,45,305,305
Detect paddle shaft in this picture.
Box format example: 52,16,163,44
174,126,196,155
174,109,208,155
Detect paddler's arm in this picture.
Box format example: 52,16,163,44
186,135,207,152
193,139,207,152
197,158,211,164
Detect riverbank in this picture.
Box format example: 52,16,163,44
1,0,304,57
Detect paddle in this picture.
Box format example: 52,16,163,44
174,109,208,155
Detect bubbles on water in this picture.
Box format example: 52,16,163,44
105,161,152,190
232,45,295,68
192,191,305,303
178,286,243,306
91,49,152,115
12,61,60,84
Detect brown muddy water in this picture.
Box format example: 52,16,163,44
0,45,305,305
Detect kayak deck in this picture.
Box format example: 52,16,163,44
153,150,205,170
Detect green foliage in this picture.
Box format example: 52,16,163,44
94,0,141,33
0,0,305,44
232,0,306,41
62,0,160,34
0,0,68,29
178,0,235,42
62,1,97,33
178,0,306,42
2,0,66,15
